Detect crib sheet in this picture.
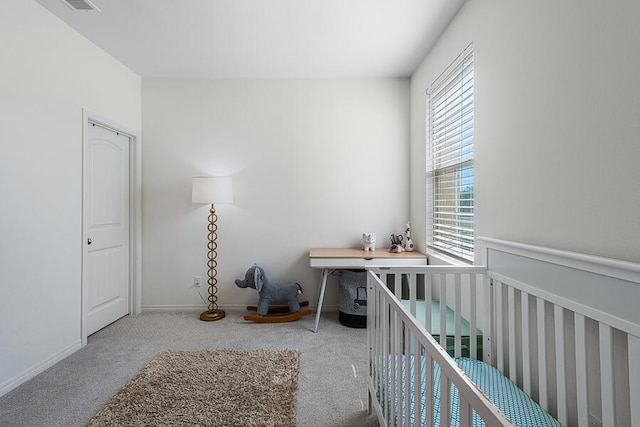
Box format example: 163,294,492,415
400,300,483,360
378,355,560,427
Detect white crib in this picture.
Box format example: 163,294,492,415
366,238,640,427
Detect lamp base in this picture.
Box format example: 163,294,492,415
199,309,226,322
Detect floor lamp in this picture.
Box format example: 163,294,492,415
192,176,234,321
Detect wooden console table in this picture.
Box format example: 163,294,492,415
309,248,427,332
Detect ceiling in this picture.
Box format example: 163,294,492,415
34,0,465,78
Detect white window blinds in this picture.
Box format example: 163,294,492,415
426,44,474,261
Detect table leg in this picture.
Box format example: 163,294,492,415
313,268,329,333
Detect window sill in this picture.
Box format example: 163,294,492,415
426,249,474,267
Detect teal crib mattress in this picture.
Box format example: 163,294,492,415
401,300,483,360
377,356,560,427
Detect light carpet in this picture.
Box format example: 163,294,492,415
86,349,299,427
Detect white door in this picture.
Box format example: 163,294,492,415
84,122,130,335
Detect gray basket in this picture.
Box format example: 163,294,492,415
337,269,367,328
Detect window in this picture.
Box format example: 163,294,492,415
426,44,474,261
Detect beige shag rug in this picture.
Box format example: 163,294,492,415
86,349,300,427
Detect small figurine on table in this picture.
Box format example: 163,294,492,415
389,234,405,253
362,232,376,251
403,221,415,252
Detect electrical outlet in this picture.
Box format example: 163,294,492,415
194,276,202,287
588,414,602,427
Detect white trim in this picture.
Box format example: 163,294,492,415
81,110,142,346
477,237,640,283
141,303,336,313
142,305,213,312
426,248,472,267
0,340,81,396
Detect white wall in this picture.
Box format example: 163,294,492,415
410,0,640,264
0,0,141,395
142,78,410,311
409,1,639,424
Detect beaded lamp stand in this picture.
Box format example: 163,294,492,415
199,203,225,321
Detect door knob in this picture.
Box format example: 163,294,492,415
87,238,92,245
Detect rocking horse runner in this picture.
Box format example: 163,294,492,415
235,264,312,323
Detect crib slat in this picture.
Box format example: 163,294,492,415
536,296,548,411
376,291,389,424
630,334,640,427
508,286,516,383
440,274,447,348
483,275,492,364
413,336,422,427
495,281,504,373
521,290,531,396
404,323,411,425
440,375,451,427
455,273,462,358
425,352,434,427
382,293,391,426
425,274,432,332
375,287,381,389
599,323,615,427
391,308,400,424
470,274,478,360
382,291,389,426
394,273,402,300
554,305,568,426
408,273,417,316
390,307,402,425
574,313,589,427
373,287,381,421
459,398,472,427
366,277,373,417
378,304,384,421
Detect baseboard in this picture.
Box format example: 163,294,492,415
141,304,248,312
141,304,337,312
142,304,207,312
0,340,82,398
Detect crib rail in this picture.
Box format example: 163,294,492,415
366,238,640,427
480,238,640,427
367,268,513,427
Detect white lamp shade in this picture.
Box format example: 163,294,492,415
192,176,234,204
